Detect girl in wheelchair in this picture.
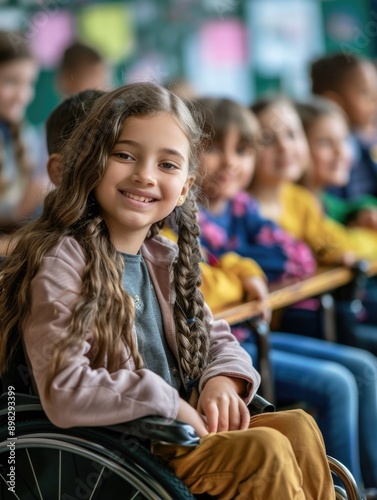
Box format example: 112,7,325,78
0,82,335,499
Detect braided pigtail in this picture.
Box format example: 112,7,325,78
147,218,166,239
173,190,210,383
9,122,32,179
0,123,32,195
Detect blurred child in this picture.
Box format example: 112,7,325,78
250,96,377,265
248,96,377,487
57,42,110,97
196,97,316,283
0,82,337,499
249,96,377,339
296,96,377,229
296,94,377,338
310,52,377,201
0,31,46,253
45,89,106,185
192,96,377,490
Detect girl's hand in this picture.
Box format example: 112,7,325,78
242,276,271,323
177,398,209,438
197,376,250,433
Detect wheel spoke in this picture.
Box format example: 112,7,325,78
58,450,61,500
130,492,144,500
88,465,105,500
1,430,183,500
26,449,44,500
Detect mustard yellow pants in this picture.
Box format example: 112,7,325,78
154,409,335,500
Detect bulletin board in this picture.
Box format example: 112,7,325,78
0,0,375,124
0,0,208,124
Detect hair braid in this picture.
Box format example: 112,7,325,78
10,122,31,177
0,123,31,195
173,190,210,382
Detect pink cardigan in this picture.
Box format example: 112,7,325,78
23,235,260,428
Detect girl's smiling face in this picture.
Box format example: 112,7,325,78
94,112,192,253
254,102,310,186
306,113,352,188
200,125,255,212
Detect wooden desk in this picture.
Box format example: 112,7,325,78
213,261,377,401
214,261,377,326
213,260,377,402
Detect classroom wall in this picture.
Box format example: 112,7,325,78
0,0,375,125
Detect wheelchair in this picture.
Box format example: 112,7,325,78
0,346,363,499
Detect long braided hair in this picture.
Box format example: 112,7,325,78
171,188,209,383
0,82,210,396
0,32,34,197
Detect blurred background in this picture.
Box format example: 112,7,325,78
1,0,377,124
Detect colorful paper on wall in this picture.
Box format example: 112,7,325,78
27,10,76,68
78,3,134,63
199,19,248,67
246,0,323,75
0,8,24,31
184,31,252,104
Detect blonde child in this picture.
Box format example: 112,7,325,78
0,83,335,499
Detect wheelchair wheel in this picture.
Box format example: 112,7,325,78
0,419,195,500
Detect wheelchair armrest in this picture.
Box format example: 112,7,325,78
0,392,274,448
110,394,275,445
0,391,200,447
248,394,275,415
108,417,201,447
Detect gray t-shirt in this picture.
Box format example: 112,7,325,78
121,252,181,391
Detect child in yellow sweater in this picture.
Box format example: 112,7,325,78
249,96,377,265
